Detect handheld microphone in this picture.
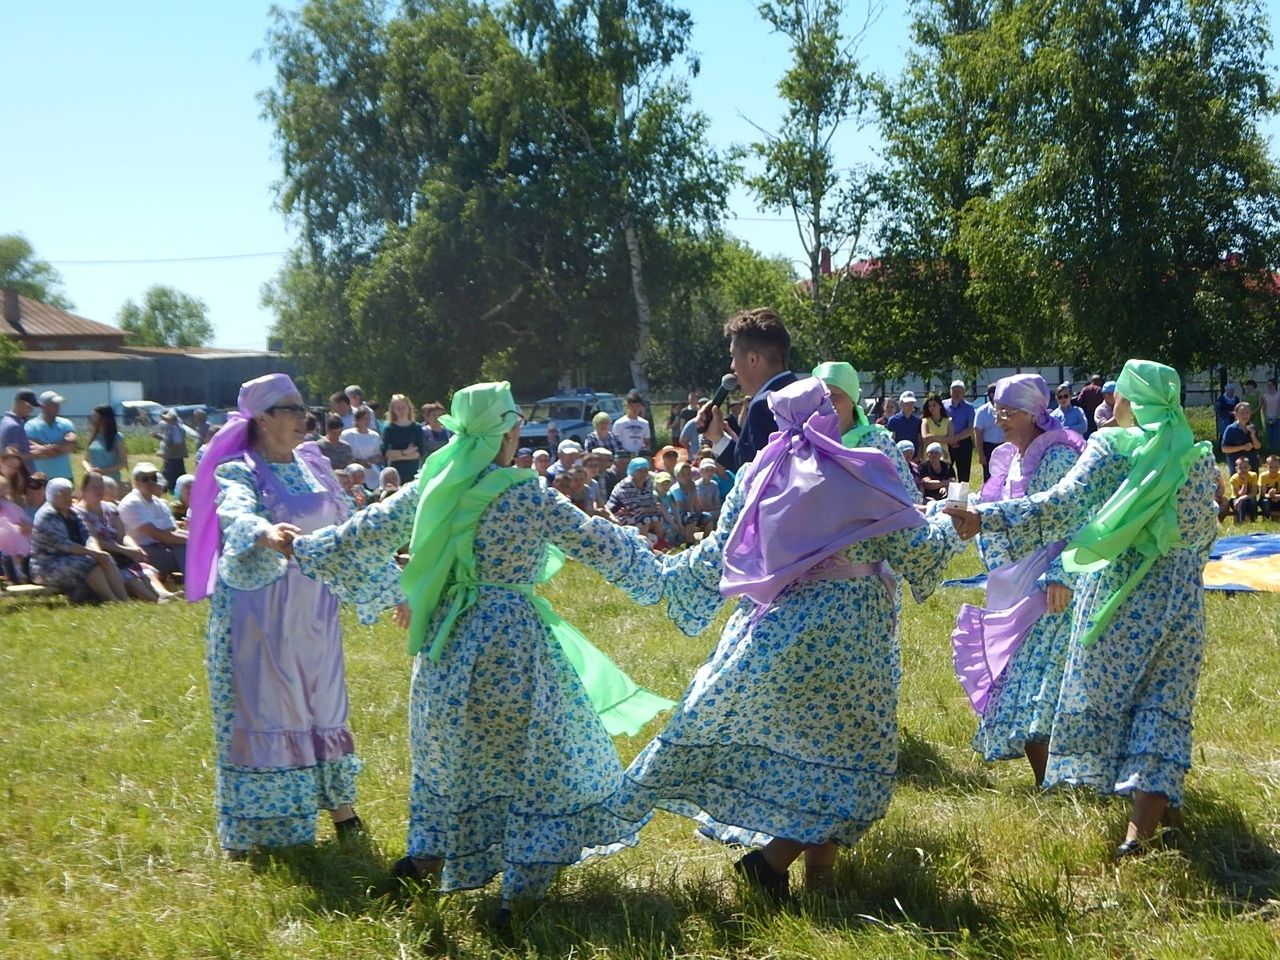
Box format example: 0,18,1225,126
710,373,738,408
697,373,739,432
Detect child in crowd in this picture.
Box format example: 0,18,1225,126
694,458,723,523
1260,455,1280,520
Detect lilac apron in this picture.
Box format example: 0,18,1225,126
227,451,354,769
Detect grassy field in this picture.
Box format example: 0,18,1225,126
2,540,1278,960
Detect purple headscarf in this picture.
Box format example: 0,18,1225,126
719,378,924,608
980,373,1086,502
186,373,302,602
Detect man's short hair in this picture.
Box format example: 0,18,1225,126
723,307,790,365
330,391,350,407
326,414,344,431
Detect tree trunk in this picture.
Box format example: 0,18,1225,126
623,213,652,395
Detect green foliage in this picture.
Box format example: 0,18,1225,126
116,284,214,348
956,0,1280,373
0,233,73,309
3,551,1279,957
262,0,734,400
0,331,24,383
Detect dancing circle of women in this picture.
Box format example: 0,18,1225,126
187,358,1217,922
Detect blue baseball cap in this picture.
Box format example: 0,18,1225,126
1102,380,1116,394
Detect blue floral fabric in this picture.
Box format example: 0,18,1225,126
207,458,406,851
972,442,1080,761
975,432,1218,804
620,464,960,848
29,503,96,600
399,468,664,899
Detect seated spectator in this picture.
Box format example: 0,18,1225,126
550,471,573,498
344,463,370,507
602,450,630,497
0,474,32,584
372,466,401,503
655,444,681,477
101,476,120,503
1222,402,1262,470
1094,380,1118,429
75,471,172,602
567,465,606,517
171,474,195,526
532,449,551,487
670,460,713,542
694,458,723,522
1229,456,1259,524
606,457,665,544
897,438,922,492
919,442,955,500
708,455,736,498
1049,383,1088,434
30,477,129,602
318,415,355,471
118,462,188,580
587,411,621,455
584,450,611,510
652,470,682,545
1260,455,1280,519
341,407,384,469
548,439,583,479
514,446,534,469
1,446,35,513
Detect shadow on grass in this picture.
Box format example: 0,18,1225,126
898,728,996,792
251,832,405,916
1180,787,1280,903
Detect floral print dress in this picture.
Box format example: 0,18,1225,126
299,466,665,900
29,504,97,600
974,433,1218,805
619,465,960,848
971,442,1080,761
207,457,409,851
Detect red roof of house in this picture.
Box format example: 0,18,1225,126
0,292,126,341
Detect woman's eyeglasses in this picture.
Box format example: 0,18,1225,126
266,404,308,416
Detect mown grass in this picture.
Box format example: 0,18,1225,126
2,542,1278,959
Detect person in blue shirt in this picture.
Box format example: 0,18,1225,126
973,384,1006,482
1221,401,1262,470
1048,383,1088,435
25,391,77,481
886,391,923,456
944,379,977,483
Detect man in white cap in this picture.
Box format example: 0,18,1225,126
25,390,77,481
118,462,188,580
944,379,976,483
547,439,584,480
886,390,922,457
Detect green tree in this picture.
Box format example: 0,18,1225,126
959,0,1280,374
0,234,73,309
746,0,880,356
117,285,214,348
0,334,24,384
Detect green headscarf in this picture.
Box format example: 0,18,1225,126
1061,360,1212,646
401,381,523,656
812,361,885,447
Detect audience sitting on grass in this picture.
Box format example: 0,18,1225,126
1260,456,1280,520
30,477,131,603
171,474,195,526
118,462,188,583
670,460,713,542
532,449,551,487
75,471,175,602
694,458,723,523
1228,456,1259,524
342,464,370,507
0,474,32,585
372,466,401,503
919,441,955,501
606,457,666,546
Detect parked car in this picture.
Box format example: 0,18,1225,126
172,404,227,427
519,389,623,449
119,400,166,427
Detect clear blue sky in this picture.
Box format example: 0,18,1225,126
3,1,1277,349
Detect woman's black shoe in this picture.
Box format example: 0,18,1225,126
333,814,365,839
733,850,790,904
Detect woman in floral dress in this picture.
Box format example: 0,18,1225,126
619,379,960,898
294,382,670,923
947,361,1217,856
951,374,1084,784
187,374,413,855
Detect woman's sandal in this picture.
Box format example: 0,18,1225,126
733,850,790,904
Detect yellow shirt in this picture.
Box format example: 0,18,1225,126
922,416,952,462
1260,469,1280,494
1229,470,1258,498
